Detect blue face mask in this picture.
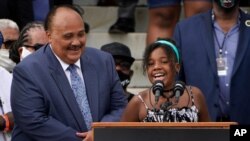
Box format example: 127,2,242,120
0,32,3,48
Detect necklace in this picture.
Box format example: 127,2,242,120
163,88,174,98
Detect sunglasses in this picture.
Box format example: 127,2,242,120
115,59,132,70
3,40,17,49
23,43,44,50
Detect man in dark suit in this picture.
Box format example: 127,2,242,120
11,5,127,141
174,0,250,124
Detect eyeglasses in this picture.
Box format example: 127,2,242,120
23,43,44,50
115,59,132,70
3,40,16,49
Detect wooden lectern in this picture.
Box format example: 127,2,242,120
92,122,237,141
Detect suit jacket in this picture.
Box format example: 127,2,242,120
174,10,250,124
11,45,127,141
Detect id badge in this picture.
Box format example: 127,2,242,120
216,57,227,76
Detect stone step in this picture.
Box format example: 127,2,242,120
86,33,146,58
82,6,148,33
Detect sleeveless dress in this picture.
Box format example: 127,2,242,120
138,86,199,122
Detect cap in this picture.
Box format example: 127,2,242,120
101,42,135,64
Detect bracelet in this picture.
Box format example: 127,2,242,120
0,115,6,131
2,114,10,132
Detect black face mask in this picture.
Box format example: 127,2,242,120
215,0,239,12
117,70,130,90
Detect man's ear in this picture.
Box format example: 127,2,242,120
18,47,23,57
46,31,52,43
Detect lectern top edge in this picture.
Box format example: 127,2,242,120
92,122,237,129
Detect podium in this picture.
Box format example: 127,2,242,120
92,122,237,141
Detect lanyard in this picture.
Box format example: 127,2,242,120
214,31,227,58
212,11,227,58
211,10,241,58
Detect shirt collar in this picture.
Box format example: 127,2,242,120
50,44,81,71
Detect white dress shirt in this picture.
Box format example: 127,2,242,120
0,66,12,141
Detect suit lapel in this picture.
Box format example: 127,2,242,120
232,11,250,77
201,11,218,76
81,50,99,122
45,46,86,130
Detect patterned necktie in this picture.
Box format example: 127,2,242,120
67,64,92,130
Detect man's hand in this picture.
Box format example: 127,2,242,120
76,130,93,141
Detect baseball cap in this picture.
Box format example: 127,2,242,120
101,42,135,64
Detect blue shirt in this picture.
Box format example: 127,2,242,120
213,17,240,117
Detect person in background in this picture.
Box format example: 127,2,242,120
0,32,14,141
0,66,13,141
174,0,250,124
9,21,48,64
0,21,48,141
146,0,212,45
101,42,135,101
11,5,127,141
13,0,73,30
109,0,138,33
13,0,90,33
121,38,210,122
0,19,19,72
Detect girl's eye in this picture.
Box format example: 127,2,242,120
162,60,169,64
148,61,154,66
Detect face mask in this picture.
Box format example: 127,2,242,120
0,49,16,72
117,70,131,90
215,0,238,11
20,47,33,61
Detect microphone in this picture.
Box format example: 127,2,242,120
152,80,164,104
174,81,185,102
